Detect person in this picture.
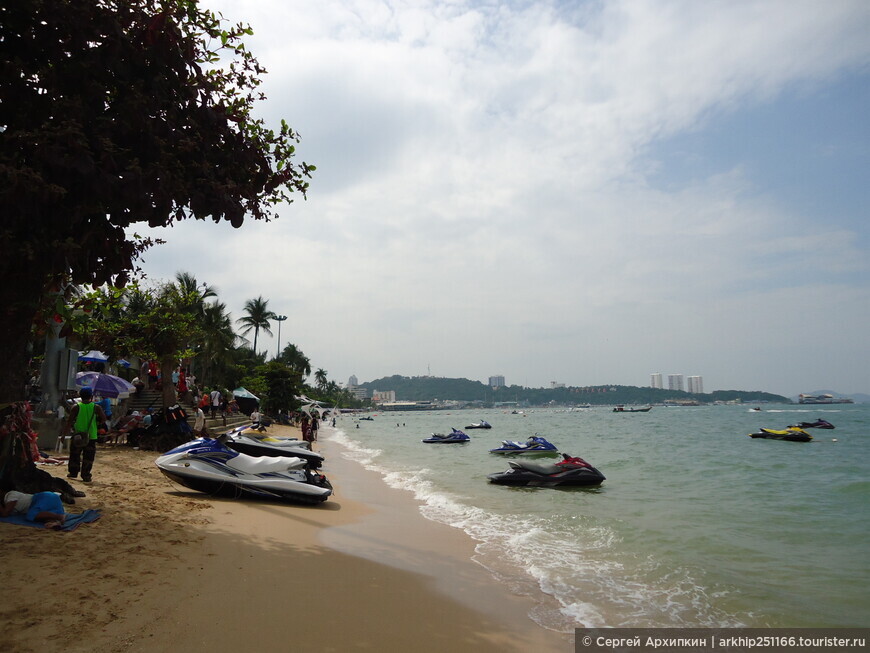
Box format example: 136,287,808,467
132,376,145,395
251,408,266,433
176,368,188,402
310,416,319,442
209,388,222,419
147,360,159,390
63,388,107,483
193,405,205,435
1,490,67,529
97,394,112,429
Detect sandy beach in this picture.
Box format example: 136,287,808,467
0,424,572,653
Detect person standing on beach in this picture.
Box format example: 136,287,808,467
63,388,107,483
147,360,159,390
193,405,205,435
209,388,221,418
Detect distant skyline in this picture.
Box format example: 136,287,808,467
135,1,870,398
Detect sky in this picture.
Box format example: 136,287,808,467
136,0,870,397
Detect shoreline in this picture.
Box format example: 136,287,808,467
0,425,571,653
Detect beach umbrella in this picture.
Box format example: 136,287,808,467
75,372,135,398
78,350,109,363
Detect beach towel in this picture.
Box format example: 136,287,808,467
0,509,101,532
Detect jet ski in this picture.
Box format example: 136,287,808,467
223,425,323,468
422,428,470,443
489,435,558,455
465,420,492,429
748,427,813,442
488,453,605,487
788,419,835,430
155,436,332,504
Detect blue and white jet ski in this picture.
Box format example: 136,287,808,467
155,436,332,504
489,435,558,455
422,428,470,443
223,424,323,468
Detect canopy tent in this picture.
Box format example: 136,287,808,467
232,387,259,415
232,387,259,401
78,350,109,363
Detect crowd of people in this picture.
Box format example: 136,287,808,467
50,360,331,486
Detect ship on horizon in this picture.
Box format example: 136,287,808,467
798,393,854,404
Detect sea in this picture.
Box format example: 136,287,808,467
325,403,869,632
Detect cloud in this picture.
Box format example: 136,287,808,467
136,0,870,395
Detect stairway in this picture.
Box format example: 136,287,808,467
119,389,250,433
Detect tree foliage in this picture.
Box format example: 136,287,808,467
0,0,313,402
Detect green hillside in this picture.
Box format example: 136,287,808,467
360,375,789,406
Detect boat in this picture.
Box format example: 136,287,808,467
155,437,333,503
798,394,854,404
465,420,492,429
748,427,813,442
422,428,470,443
489,435,558,455
613,405,652,413
488,454,605,487
359,416,374,421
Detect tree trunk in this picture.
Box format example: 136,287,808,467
0,269,46,404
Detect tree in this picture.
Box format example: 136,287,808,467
236,296,276,355
314,368,328,392
278,343,311,380
84,282,204,408
197,301,237,387
0,1,314,403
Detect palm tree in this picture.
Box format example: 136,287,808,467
314,368,328,392
279,343,311,380
236,296,277,355
174,271,217,316
199,301,237,384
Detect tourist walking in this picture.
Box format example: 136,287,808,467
63,388,108,483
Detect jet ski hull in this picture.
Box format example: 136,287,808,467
488,466,605,487
749,432,812,442
156,438,332,504
422,436,469,443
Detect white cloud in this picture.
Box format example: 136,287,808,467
137,0,870,395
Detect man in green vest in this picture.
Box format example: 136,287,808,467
63,387,108,483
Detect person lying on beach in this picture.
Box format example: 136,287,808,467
1,490,67,530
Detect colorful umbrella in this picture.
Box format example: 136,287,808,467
75,372,135,398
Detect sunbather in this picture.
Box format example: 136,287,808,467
1,490,67,529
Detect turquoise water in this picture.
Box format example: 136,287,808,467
327,404,870,631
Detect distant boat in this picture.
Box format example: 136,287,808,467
798,394,853,404
466,420,492,429
613,405,651,413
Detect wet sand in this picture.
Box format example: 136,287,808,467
0,425,571,653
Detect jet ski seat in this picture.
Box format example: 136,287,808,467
226,455,308,474
509,460,561,475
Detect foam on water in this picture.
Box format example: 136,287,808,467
327,425,744,631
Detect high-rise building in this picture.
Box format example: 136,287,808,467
687,376,704,394
489,375,505,388
348,374,358,387
668,374,684,391
650,373,663,389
